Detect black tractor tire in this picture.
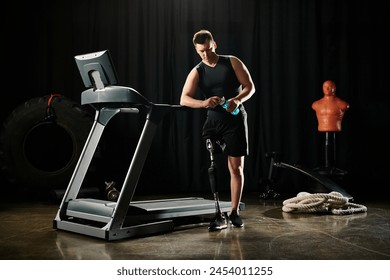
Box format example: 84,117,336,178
0,95,94,190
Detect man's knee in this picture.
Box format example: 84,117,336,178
205,138,225,154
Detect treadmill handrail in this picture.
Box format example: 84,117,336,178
81,85,150,106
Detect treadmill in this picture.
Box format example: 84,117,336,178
53,50,243,240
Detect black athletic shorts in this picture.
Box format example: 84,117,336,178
202,105,248,157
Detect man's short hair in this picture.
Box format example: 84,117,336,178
193,30,214,45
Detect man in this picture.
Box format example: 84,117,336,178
180,30,255,230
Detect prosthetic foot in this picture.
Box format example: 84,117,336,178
209,211,227,231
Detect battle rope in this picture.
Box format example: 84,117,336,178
282,191,367,215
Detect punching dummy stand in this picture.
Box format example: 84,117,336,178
53,54,239,241
314,131,347,177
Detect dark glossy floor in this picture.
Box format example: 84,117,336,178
0,187,389,260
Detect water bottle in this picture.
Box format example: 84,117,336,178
219,96,240,115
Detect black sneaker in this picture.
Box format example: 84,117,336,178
229,210,244,227
208,213,227,231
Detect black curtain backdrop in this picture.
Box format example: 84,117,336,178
3,0,390,199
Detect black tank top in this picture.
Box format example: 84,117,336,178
196,55,241,113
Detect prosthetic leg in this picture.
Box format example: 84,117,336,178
206,139,227,231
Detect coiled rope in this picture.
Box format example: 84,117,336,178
282,191,367,215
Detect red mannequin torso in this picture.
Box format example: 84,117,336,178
312,80,349,132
